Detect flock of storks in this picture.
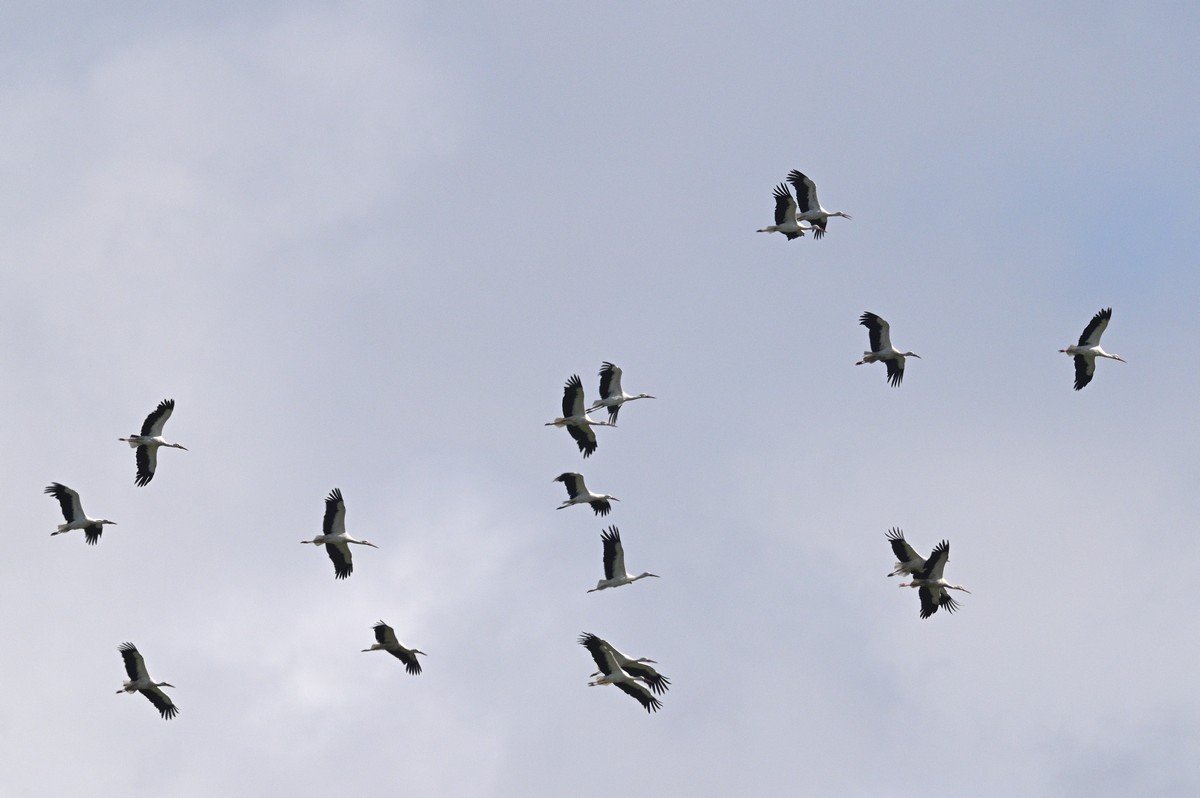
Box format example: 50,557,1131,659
44,170,1127,718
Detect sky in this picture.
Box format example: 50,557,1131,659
2,2,1199,795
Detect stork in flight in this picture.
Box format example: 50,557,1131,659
362,621,425,675
578,633,663,713
44,483,116,545
301,488,379,579
546,374,614,458
588,526,658,593
117,643,178,719
1060,307,1125,390
118,398,187,486
893,537,971,619
554,472,618,516
583,635,670,696
787,170,851,239
857,312,920,386
587,362,655,424
756,181,817,240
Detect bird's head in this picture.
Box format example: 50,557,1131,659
640,572,660,580
101,520,118,526
412,649,428,657
949,584,971,594
172,443,189,450
905,352,922,359
361,540,380,548
157,682,175,689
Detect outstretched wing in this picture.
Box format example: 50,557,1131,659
597,362,622,401
118,642,146,681
141,398,175,436
1073,354,1095,391
1078,308,1112,347
786,170,820,215
567,424,598,458
323,489,346,535
134,445,157,487
325,541,353,579
562,375,586,419
614,679,662,713
600,526,624,580
44,483,80,522
771,183,797,227
859,312,891,353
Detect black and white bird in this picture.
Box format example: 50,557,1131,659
118,398,188,486
1060,307,1125,390
554,472,618,516
578,633,663,713
44,483,116,545
895,538,971,619
300,488,379,579
756,181,816,240
583,635,670,696
588,526,658,593
116,643,178,719
857,312,920,386
362,621,425,675
786,170,851,239
587,362,655,424
546,374,615,458
885,528,925,578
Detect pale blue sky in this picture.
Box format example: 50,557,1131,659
1,3,1198,796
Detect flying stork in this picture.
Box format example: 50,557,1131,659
587,362,655,424
857,312,920,386
786,170,851,239
894,538,971,619
300,488,379,579
756,181,816,240
582,635,670,696
1060,307,1125,390
44,483,116,545
362,621,425,675
554,472,618,516
546,374,614,458
116,643,178,719
578,633,663,713
588,526,658,593
118,398,187,486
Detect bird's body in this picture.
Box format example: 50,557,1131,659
895,539,970,619
857,312,920,386
44,483,116,545
786,170,851,239
579,633,664,713
1060,307,1125,390
587,362,655,424
362,621,425,675
588,526,658,592
554,472,618,516
756,182,816,240
301,488,378,579
116,643,178,719
546,374,614,458
118,398,187,486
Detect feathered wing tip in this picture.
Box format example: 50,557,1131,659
615,680,663,713
591,499,612,517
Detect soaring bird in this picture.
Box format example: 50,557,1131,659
895,539,971,619
362,621,425,675
588,526,658,593
300,488,379,579
578,633,663,713
554,473,618,516
44,483,116,545
546,374,614,458
857,312,920,386
116,643,178,719
1060,307,1125,390
118,398,187,486
583,636,670,696
756,181,816,240
587,362,655,424
786,170,851,239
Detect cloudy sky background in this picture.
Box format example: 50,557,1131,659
2,2,1198,795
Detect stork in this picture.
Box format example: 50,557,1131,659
786,170,851,239
44,483,116,545
588,526,658,593
587,362,655,424
578,633,663,713
300,488,378,579
554,472,618,516
583,635,670,696
546,374,614,458
118,398,187,486
362,621,425,675
116,643,178,719
857,312,920,386
756,182,817,240
895,539,971,619
1060,307,1125,390
886,527,930,578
